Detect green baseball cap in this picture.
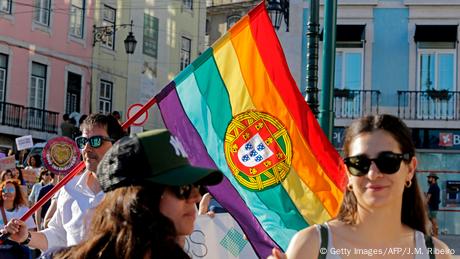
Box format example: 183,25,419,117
97,129,223,192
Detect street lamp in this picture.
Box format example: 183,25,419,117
93,20,137,54
266,0,289,32
306,0,320,117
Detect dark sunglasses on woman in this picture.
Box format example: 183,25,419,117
75,136,114,149
344,151,411,176
170,183,201,200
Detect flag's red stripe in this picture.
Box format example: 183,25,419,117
248,4,347,190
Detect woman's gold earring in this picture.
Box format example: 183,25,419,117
347,184,353,191
405,180,412,188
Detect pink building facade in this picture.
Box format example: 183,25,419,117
0,0,93,148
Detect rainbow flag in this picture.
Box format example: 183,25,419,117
156,3,346,257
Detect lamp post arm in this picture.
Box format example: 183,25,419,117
93,21,134,46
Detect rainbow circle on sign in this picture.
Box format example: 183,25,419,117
42,136,81,175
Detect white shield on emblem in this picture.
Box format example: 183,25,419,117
237,133,274,167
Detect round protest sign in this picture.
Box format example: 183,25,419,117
127,103,149,126
42,136,81,175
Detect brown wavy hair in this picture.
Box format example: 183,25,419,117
54,184,190,259
337,114,427,234
0,179,28,210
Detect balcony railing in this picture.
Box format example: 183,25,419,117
0,102,59,133
397,90,460,120
334,89,381,119
0,102,24,128
24,107,59,133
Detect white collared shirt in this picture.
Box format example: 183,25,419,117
41,171,104,249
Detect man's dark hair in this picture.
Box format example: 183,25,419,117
80,113,125,142
63,114,70,121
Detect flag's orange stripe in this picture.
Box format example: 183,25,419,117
229,17,343,216
248,4,347,191
213,38,332,223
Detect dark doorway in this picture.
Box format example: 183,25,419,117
66,72,81,114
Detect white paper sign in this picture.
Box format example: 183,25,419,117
15,135,34,151
139,73,157,104
129,126,144,134
184,213,258,259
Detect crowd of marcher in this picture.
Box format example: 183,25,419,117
0,152,56,258
0,113,452,259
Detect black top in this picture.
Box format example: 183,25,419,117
37,184,54,218
428,183,440,211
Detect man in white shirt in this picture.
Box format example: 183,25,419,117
2,113,125,251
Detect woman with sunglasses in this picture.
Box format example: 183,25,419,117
38,129,223,258
28,168,53,206
0,179,35,229
270,114,452,259
0,179,36,259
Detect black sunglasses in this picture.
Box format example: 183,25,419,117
344,151,411,176
170,183,201,200
75,136,114,149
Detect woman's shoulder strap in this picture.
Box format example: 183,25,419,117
424,234,435,259
317,224,328,259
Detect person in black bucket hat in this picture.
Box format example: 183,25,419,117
42,129,223,259
426,173,440,237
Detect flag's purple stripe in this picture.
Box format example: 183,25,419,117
157,84,278,258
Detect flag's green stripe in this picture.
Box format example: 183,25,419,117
174,55,307,249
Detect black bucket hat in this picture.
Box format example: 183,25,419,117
427,173,439,180
97,129,223,192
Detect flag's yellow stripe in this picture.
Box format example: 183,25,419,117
212,30,335,223
226,17,343,216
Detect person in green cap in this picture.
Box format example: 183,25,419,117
41,129,223,258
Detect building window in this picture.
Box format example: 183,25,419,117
417,48,456,119
183,0,192,10
334,49,363,118
418,50,455,92
99,80,112,114
415,27,457,90
34,0,51,26
28,62,47,128
143,14,159,58
335,49,363,90
69,0,85,38
0,0,12,14
101,5,116,49
66,72,81,114
180,37,191,71
227,15,240,30
0,54,7,102
30,62,47,109
414,25,458,119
